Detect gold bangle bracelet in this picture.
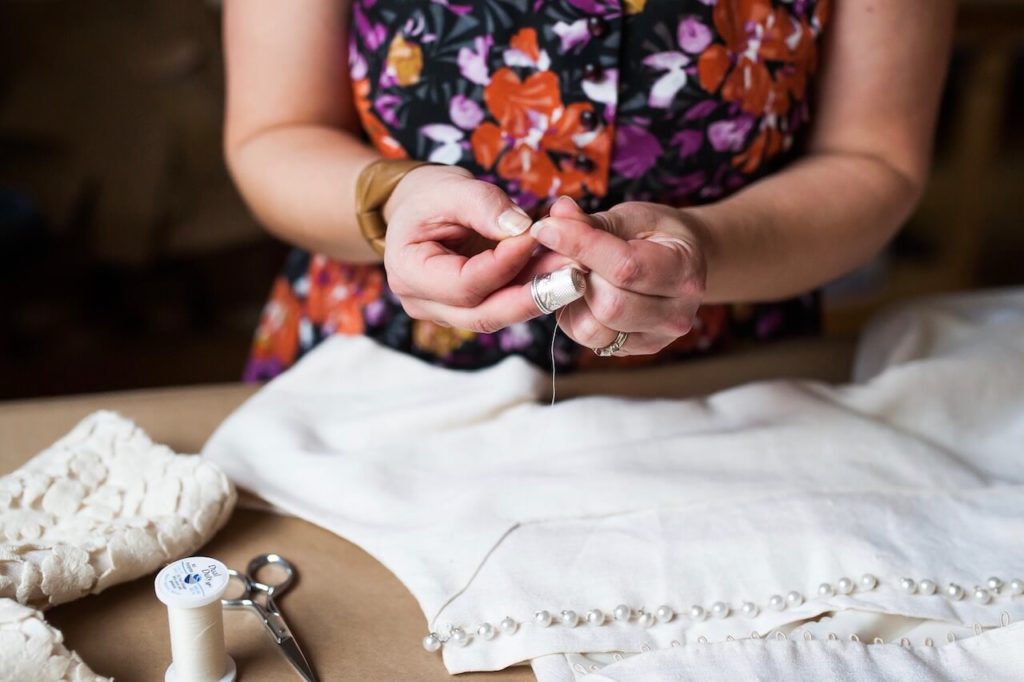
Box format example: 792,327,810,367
354,159,434,257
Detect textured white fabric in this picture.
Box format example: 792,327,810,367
203,288,1024,678
0,598,109,682
1,412,237,609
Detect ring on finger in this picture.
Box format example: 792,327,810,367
594,331,629,357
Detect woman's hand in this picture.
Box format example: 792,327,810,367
530,197,708,355
382,165,545,332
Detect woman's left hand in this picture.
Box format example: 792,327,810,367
530,197,708,356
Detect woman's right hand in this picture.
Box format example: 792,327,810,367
382,164,549,332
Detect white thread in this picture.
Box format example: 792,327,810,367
550,309,566,406
155,557,236,682
167,603,229,681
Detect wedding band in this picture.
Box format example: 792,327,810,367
594,331,629,357
531,267,587,315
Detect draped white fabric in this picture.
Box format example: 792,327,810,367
203,289,1024,678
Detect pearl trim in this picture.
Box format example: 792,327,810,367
422,573,1024,652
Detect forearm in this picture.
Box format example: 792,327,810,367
227,125,381,262
687,151,922,304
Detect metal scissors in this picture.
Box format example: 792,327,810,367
222,553,319,682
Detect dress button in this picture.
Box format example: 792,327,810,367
579,109,598,130
587,16,609,38
582,63,604,82
574,154,595,172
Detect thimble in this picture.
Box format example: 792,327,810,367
531,267,587,315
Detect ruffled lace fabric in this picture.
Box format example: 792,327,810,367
0,411,237,680
0,411,236,609
0,599,109,682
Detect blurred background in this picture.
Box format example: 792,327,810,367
0,0,1022,400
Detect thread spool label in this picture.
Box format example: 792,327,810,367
156,557,230,609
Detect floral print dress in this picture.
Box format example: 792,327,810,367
245,0,829,381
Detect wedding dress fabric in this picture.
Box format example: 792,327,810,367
204,288,1024,678
1,411,236,609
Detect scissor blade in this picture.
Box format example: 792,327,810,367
278,635,319,682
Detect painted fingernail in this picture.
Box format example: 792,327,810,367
498,206,532,236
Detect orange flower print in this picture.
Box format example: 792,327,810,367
353,78,406,159
385,34,424,87
412,321,477,357
251,276,302,367
307,256,384,336
483,68,562,139
697,0,824,116
473,69,610,200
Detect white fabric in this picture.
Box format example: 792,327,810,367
1,412,237,609
0,598,109,682
203,288,1024,678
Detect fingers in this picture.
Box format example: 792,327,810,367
391,233,536,307
399,280,543,334
531,215,685,296
584,272,695,337
556,300,669,356
452,181,534,241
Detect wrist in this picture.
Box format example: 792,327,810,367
355,158,436,257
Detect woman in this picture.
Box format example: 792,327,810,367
224,0,954,380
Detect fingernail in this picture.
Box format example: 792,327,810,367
529,218,549,240
498,206,532,236
558,195,580,210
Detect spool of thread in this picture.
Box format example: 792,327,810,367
155,556,237,682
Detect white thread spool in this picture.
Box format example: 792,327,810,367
155,557,237,682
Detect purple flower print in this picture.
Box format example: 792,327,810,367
450,95,484,129
667,170,707,198
684,100,719,121
612,125,662,178
553,19,591,52
375,94,402,127
457,36,493,86
499,323,534,352
678,17,713,54
353,4,386,52
670,129,703,158
708,116,755,152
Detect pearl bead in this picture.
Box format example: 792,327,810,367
450,627,471,647
499,617,518,635
477,622,496,640
860,574,878,590
740,602,759,618
422,633,442,652
639,612,656,628
560,610,579,628
1009,579,1024,596
586,609,605,626
837,577,855,595
655,605,674,623
689,605,707,621
613,604,632,622
768,594,786,611
986,577,1003,592
946,583,965,601
973,587,992,604
899,578,917,594
786,591,804,607
710,601,730,619
818,583,835,597
534,610,553,627
918,579,937,595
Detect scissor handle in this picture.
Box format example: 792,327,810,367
246,553,296,599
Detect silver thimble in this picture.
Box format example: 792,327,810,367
531,267,586,315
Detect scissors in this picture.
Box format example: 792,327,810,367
222,553,319,682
